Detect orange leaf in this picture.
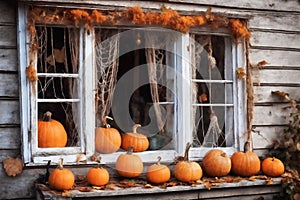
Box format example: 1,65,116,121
105,183,116,190
203,181,212,190
3,157,23,177
256,60,269,68
236,67,246,79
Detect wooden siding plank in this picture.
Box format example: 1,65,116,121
0,127,20,149
250,49,300,67
0,26,16,47
250,31,300,50
169,0,300,12
20,0,300,12
0,100,20,124
252,69,300,85
249,14,300,32
0,49,18,71
0,74,19,97
253,105,291,126
0,166,43,199
252,126,285,149
0,150,20,163
0,2,16,24
254,86,300,103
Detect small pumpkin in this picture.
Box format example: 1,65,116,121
95,116,121,154
48,158,74,191
116,146,143,178
262,157,285,177
174,142,202,182
86,157,109,186
231,141,261,177
146,156,171,184
202,149,231,177
38,111,67,148
121,124,149,152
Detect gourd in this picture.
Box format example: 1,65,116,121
174,142,202,182
202,149,231,177
95,116,121,154
86,157,109,186
38,111,67,148
48,158,74,190
231,141,261,177
121,124,149,152
146,156,170,184
262,157,285,177
116,146,143,178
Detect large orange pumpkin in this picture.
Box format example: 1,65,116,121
231,141,261,177
38,111,67,148
174,143,202,182
121,124,149,152
146,156,171,184
116,147,143,178
95,116,121,154
86,157,109,186
48,158,74,191
202,149,231,177
262,157,285,177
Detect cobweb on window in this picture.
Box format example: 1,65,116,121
192,35,226,148
36,26,80,146
94,29,120,127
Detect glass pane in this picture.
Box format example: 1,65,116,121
192,34,234,147
94,28,176,152
37,77,80,99
193,106,234,147
35,26,81,148
36,26,79,74
38,102,80,147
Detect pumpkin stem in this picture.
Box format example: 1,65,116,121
157,156,162,165
244,141,251,153
102,116,113,128
183,142,192,161
127,146,134,155
220,152,227,157
132,124,141,133
43,111,52,122
58,158,64,170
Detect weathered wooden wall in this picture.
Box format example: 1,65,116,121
0,0,299,199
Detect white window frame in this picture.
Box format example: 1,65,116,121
18,5,246,165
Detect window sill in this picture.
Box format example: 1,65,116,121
36,177,282,200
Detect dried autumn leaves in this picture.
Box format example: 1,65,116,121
3,157,23,177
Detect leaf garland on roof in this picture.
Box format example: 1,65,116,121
27,6,251,40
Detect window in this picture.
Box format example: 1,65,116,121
19,6,246,164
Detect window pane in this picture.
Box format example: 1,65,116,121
36,26,81,148
94,28,175,151
192,34,234,148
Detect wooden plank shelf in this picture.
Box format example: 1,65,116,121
36,177,282,200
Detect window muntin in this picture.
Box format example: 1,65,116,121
19,10,246,164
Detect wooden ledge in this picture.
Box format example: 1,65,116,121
36,177,282,200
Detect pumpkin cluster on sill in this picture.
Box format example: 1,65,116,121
38,142,285,195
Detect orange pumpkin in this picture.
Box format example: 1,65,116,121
146,156,170,184
174,143,202,182
121,124,149,152
86,157,109,186
48,158,74,190
262,157,285,177
231,141,261,177
38,111,67,148
116,147,143,178
95,116,121,154
202,149,231,177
